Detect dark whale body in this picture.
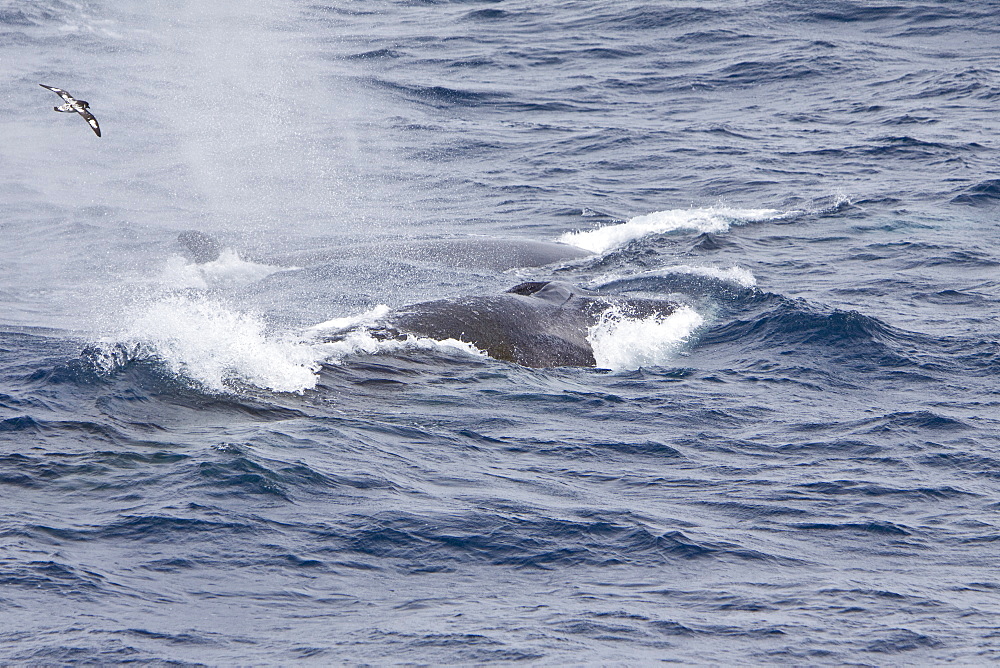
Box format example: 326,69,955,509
372,281,677,368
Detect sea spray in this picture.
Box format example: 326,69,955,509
587,304,704,371
122,294,324,393
109,297,487,393
306,305,391,337
306,305,487,362
159,249,290,290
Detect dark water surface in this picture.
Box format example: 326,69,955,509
2,1,999,664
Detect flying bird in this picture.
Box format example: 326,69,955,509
39,84,101,137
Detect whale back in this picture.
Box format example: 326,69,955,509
387,291,596,367
379,281,677,368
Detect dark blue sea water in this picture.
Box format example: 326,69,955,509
2,1,1000,664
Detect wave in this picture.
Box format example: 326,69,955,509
588,304,703,371
706,298,898,349
599,265,758,290
558,206,796,253
0,1,127,39
951,179,1000,206
101,295,325,394
364,77,505,108
698,292,943,379
105,296,707,388
323,511,784,568
87,297,490,394
462,8,511,22
907,68,1000,101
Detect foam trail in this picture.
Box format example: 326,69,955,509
559,206,795,253
588,305,704,371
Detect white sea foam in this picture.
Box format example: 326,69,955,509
306,306,487,362
159,249,289,290
113,297,487,393
559,206,796,253
587,304,704,371
122,295,324,393
305,305,391,337
314,330,487,363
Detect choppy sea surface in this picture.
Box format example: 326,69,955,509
2,1,1000,664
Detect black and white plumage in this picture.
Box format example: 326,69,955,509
39,84,101,137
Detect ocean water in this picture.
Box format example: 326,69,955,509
2,0,999,664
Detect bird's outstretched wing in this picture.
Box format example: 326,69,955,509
39,84,76,103
77,108,101,137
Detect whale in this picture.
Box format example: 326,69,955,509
176,231,593,272
379,237,593,271
174,232,661,367
362,280,678,368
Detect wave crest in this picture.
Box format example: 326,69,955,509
588,304,704,371
559,206,795,253
116,295,324,394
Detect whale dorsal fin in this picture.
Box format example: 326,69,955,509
506,281,550,296
506,281,596,306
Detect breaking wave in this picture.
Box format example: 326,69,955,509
559,206,796,253
588,304,704,371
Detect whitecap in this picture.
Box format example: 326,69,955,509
587,304,704,371
559,206,796,254
120,294,324,393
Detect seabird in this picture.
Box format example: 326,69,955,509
39,84,101,137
